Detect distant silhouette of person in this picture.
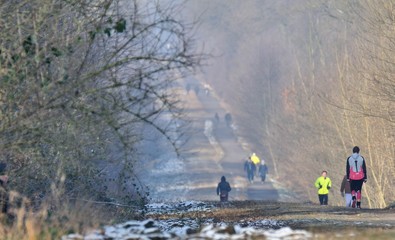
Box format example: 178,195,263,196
216,176,231,202
250,153,260,176
224,113,232,127
214,112,219,123
340,174,352,207
204,84,210,96
185,83,191,94
0,162,9,213
244,158,256,183
250,153,260,165
258,161,268,182
346,146,367,209
314,170,332,205
194,85,200,96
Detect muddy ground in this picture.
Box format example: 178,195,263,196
147,201,395,239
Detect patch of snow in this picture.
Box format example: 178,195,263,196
144,201,215,215
263,227,312,239
62,218,313,240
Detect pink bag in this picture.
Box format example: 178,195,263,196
350,167,364,180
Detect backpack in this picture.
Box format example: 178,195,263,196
220,191,228,198
349,157,365,180
350,166,364,180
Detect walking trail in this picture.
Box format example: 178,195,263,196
140,78,281,202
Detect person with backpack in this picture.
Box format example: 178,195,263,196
244,158,256,183
250,153,260,165
250,153,260,176
258,161,268,182
216,176,231,202
340,174,352,207
346,146,367,209
314,170,332,205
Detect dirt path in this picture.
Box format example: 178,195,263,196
138,79,281,202
180,79,279,201
149,201,395,238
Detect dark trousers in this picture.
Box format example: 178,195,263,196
0,187,8,213
247,171,254,181
318,194,328,205
350,179,364,202
350,179,364,192
220,192,229,202
260,173,266,182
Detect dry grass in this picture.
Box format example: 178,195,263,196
0,191,143,240
1,199,394,239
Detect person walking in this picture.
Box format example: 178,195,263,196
258,161,268,182
214,113,220,123
0,162,9,214
244,158,256,183
250,153,260,176
185,83,191,94
314,170,332,205
224,113,232,127
216,176,231,202
346,146,367,209
250,153,260,165
340,174,352,207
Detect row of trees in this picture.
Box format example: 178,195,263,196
0,0,200,207
187,0,394,207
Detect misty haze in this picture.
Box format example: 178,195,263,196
0,0,394,239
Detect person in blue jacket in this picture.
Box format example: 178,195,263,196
244,158,256,183
258,161,268,182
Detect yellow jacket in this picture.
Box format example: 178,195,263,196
314,176,331,195
250,154,260,165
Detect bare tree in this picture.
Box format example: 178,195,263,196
0,0,201,205
342,0,395,208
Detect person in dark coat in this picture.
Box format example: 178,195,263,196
216,176,231,202
258,162,268,182
224,113,232,127
244,158,256,183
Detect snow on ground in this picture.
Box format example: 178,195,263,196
62,219,312,240
144,201,214,215
62,201,313,239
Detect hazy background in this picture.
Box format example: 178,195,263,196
1,0,393,213
181,0,395,208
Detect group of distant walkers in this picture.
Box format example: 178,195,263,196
314,146,367,208
243,153,268,183
214,112,233,128
216,152,268,203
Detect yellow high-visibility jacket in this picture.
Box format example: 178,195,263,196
250,154,260,165
314,176,331,195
